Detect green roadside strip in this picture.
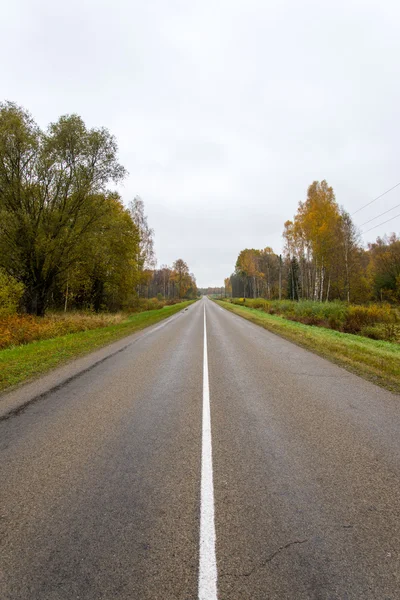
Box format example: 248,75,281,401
0,301,195,393
216,300,400,394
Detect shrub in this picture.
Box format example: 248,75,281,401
343,304,393,334
382,323,400,342
226,298,399,342
251,299,268,310
0,312,124,350
360,326,385,341
132,297,185,311
0,270,24,317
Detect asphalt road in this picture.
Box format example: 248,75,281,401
1,297,400,599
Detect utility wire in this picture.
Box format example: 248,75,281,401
352,181,400,216
360,202,400,227
362,212,400,234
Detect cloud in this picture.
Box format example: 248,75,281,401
1,0,399,285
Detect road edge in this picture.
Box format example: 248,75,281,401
214,299,400,394
0,304,194,421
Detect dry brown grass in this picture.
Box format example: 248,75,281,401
0,312,124,350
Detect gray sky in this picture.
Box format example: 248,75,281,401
1,0,399,287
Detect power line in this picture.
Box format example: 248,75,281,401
352,181,400,216
362,212,400,234
360,202,400,227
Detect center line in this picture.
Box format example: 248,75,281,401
198,302,218,600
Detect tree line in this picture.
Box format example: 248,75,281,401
0,102,197,316
227,180,400,303
198,287,226,296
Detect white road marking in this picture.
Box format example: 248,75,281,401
198,303,218,600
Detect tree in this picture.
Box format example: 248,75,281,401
0,102,126,315
172,258,190,298
287,256,300,300
62,194,139,312
282,180,360,302
224,277,232,297
295,180,340,301
368,234,400,301
129,196,156,270
186,273,198,299
145,263,197,299
329,208,361,302
259,247,280,299
236,249,261,298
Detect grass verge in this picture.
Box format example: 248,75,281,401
216,300,400,393
0,301,195,393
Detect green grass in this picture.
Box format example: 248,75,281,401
216,300,400,393
0,301,195,393
228,297,399,340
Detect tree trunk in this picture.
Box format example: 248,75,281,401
314,261,319,301
344,245,350,302
299,256,304,300
320,263,325,302
319,258,325,302
92,278,104,313
25,282,49,316
278,255,282,300
326,275,331,302
291,264,295,300
64,273,69,313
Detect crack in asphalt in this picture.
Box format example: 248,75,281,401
220,539,309,578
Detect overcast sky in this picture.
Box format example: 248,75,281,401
1,0,399,286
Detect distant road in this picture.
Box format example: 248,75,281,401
1,297,400,599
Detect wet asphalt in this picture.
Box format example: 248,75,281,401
1,297,400,599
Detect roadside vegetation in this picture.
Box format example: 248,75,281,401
227,298,400,342
0,301,195,392
0,298,186,350
217,300,400,393
0,102,200,391
216,179,400,391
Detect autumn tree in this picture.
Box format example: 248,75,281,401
259,247,280,299
328,208,361,302
295,180,340,300
368,234,400,301
172,258,190,298
0,102,126,315
224,277,232,297
235,249,262,298
282,180,363,302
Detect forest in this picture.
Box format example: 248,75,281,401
0,102,197,318
227,180,400,304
